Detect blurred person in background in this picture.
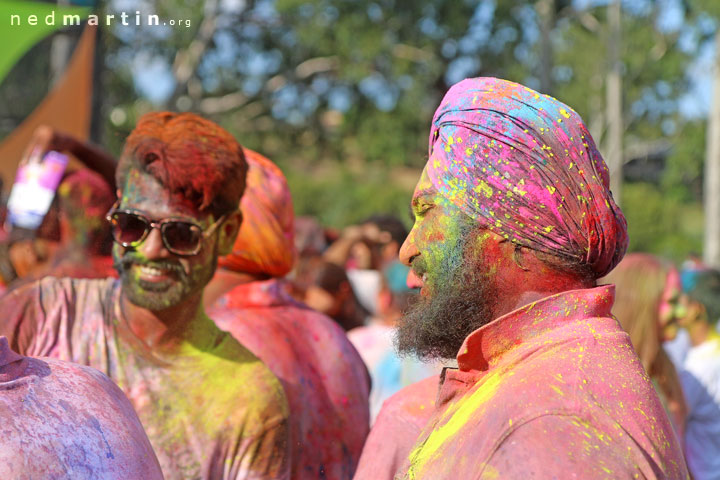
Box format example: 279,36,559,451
325,215,408,316
5,169,117,290
675,268,720,480
601,253,689,442
293,256,368,331
0,113,291,480
0,125,120,289
205,148,370,479
348,261,442,422
293,215,328,258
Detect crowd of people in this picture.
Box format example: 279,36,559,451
0,77,718,479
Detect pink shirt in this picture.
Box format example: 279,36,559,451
394,286,688,479
0,277,290,480
0,336,163,479
354,376,438,480
209,278,370,479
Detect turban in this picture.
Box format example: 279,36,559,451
427,77,627,278
218,148,296,277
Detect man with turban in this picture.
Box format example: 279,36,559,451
0,113,290,480
205,148,371,479
361,78,688,479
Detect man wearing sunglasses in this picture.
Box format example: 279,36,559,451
0,112,290,480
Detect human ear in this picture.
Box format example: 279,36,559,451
217,211,243,256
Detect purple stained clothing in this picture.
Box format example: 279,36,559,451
0,336,164,479
353,376,438,480
427,77,627,278
0,277,290,480
394,286,688,479
208,278,370,479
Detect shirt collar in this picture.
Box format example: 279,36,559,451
455,285,615,372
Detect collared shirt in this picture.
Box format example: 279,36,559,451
354,375,438,480
348,323,441,422
0,277,290,480
0,336,163,479
208,278,370,479
395,286,689,479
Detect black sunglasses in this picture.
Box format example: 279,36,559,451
106,202,230,256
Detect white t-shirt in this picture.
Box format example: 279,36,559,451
680,336,720,480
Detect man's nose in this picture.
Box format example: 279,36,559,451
137,227,170,260
399,231,419,267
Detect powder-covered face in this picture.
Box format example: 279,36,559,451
658,268,684,342
396,167,500,359
113,170,219,311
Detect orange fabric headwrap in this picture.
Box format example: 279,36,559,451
217,148,296,277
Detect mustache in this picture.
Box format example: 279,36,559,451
411,257,429,279
116,254,184,275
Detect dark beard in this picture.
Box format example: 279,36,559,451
113,250,216,311
395,232,497,360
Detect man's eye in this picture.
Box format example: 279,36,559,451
416,205,434,216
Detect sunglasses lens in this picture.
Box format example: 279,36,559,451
163,222,202,254
111,212,149,245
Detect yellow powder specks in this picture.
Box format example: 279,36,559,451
559,108,571,119
546,185,556,195
475,180,494,198
482,465,500,479
544,225,555,233
466,147,473,156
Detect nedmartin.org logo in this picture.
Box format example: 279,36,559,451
9,10,191,28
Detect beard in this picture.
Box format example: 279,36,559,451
395,230,498,360
114,250,216,311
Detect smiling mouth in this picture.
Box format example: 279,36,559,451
133,264,177,282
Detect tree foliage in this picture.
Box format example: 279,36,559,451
0,0,715,255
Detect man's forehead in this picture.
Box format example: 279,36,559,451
120,170,201,220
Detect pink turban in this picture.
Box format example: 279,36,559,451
217,148,296,277
428,78,627,278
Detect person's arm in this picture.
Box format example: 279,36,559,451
24,126,118,191
324,225,365,267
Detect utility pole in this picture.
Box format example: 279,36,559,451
536,0,555,95
704,30,720,267
606,0,623,205
50,0,72,86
